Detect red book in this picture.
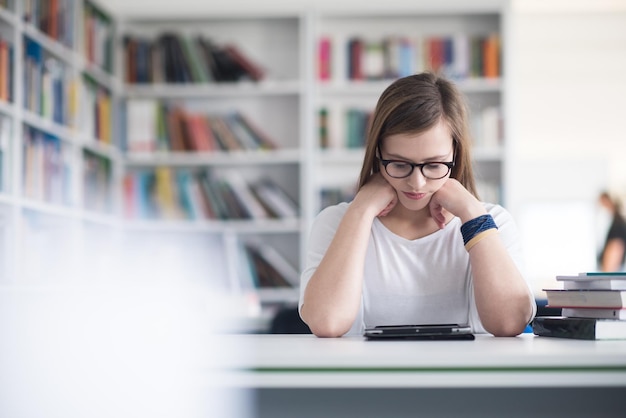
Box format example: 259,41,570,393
318,37,332,81
349,38,364,80
428,37,444,73
186,113,213,152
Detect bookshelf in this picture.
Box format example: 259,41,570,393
0,0,122,282
1,1,513,331
310,5,510,214
115,13,306,324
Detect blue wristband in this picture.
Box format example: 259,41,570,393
461,214,498,245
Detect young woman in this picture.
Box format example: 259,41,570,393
299,72,536,338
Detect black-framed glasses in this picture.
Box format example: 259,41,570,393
376,145,454,180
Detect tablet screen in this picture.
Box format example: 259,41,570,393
364,323,475,340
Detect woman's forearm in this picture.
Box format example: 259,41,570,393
469,234,534,336
301,204,376,337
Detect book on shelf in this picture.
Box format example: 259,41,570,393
217,176,253,220
347,37,364,80
185,113,216,152
250,177,299,219
22,126,72,206
220,171,270,220
123,33,265,84
318,37,332,81
236,239,261,293
345,108,370,149
207,115,243,151
123,169,297,221
24,38,72,125
243,241,295,288
318,106,372,150
197,173,229,220
125,101,278,153
81,75,112,144
561,307,626,320
222,44,265,82
124,168,186,220
318,104,344,150
244,239,299,287
363,41,385,81
335,33,501,82
197,37,245,82
482,33,500,79
533,316,626,340
165,106,189,151
180,36,212,83
125,99,157,152
154,167,185,219
234,113,278,150
0,37,13,103
318,107,329,148
543,289,626,309
556,272,626,290
23,0,75,48
83,1,113,73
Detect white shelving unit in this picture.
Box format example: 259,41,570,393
115,12,309,325
0,0,123,283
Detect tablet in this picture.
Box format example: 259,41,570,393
364,323,475,340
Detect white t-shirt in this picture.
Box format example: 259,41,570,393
299,202,536,336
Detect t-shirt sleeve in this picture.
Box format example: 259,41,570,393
298,203,348,314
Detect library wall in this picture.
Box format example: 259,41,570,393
510,9,626,207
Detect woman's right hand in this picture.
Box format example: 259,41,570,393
352,173,398,217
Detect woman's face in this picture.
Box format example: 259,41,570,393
378,119,454,212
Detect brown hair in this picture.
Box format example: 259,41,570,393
357,72,478,198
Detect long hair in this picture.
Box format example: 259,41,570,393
357,72,478,198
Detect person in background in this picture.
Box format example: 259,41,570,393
597,191,626,271
299,72,536,338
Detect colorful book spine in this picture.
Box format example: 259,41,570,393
339,33,501,82
83,1,113,73
122,170,298,221
24,0,75,48
125,101,279,153
22,126,71,205
23,38,75,126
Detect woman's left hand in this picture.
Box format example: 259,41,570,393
428,178,487,228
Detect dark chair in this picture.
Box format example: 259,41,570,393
269,306,311,334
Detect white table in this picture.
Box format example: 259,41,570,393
211,334,626,417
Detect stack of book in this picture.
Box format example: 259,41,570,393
534,272,626,340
